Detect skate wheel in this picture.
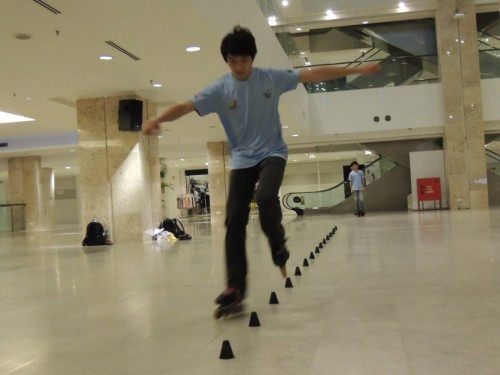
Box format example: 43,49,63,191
280,265,287,278
214,307,224,320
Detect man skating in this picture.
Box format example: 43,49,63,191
142,26,380,314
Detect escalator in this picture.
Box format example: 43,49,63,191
283,140,500,216
486,148,500,206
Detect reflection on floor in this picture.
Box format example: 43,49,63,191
1,209,500,374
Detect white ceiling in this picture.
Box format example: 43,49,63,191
1,0,499,180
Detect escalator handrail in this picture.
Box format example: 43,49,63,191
486,148,500,162
282,155,383,210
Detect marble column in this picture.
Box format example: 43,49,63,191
77,95,161,243
7,156,43,231
436,0,489,209
41,168,55,230
207,142,231,223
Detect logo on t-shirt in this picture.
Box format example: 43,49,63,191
263,89,272,99
228,100,237,109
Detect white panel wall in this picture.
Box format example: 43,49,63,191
409,150,448,210
481,78,500,127
55,176,79,224
308,83,444,135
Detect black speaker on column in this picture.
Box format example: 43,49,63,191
118,99,143,131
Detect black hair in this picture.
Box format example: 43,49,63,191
220,26,257,62
350,161,359,167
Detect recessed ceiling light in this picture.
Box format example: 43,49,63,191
99,55,113,61
325,9,337,19
292,159,298,162
186,46,201,52
282,0,289,6
25,97,32,101
205,162,209,166
363,21,369,24
268,16,277,25
282,125,289,129
158,135,163,139
180,158,185,161
300,51,306,55
0,111,35,124
292,134,299,137
65,166,72,170
296,27,303,31
152,83,162,88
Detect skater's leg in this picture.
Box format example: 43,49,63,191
255,157,288,264
358,191,365,212
225,166,259,297
354,190,361,212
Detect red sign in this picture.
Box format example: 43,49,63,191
417,177,442,201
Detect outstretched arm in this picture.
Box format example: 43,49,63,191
299,63,381,83
142,100,196,135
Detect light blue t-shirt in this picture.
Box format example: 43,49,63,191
348,170,365,191
190,67,300,169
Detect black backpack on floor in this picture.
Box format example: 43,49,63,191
82,220,106,246
160,218,192,240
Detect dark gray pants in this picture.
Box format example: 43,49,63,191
225,157,287,296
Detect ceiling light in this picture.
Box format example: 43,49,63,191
0,111,35,124
282,0,289,6
268,16,277,26
69,149,75,152
292,134,299,137
25,97,32,101
186,46,201,52
398,2,408,12
325,9,337,19
65,166,72,170
364,150,373,155
99,55,113,61
363,21,369,24
205,162,208,166
305,61,312,66
180,158,185,161
282,125,289,129
158,135,163,139
309,154,316,159
292,159,297,162
296,27,303,31
152,83,162,88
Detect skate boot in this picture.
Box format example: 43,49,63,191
214,288,244,319
272,243,290,278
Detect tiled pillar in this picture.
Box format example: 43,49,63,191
41,168,55,230
77,96,161,243
207,142,231,223
7,156,43,231
436,0,489,209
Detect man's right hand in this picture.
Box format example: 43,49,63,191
142,118,161,135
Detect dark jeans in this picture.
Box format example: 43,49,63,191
225,157,287,296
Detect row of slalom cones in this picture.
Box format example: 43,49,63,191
219,226,338,359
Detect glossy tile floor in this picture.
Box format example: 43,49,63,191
1,209,500,374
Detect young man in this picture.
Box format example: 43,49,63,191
143,26,380,310
348,161,366,216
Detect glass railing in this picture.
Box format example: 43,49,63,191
486,149,500,175
282,156,397,211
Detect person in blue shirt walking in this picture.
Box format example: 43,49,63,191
348,161,366,216
143,26,380,311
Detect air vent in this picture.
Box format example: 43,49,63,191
32,0,61,14
0,143,8,148
105,41,140,61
